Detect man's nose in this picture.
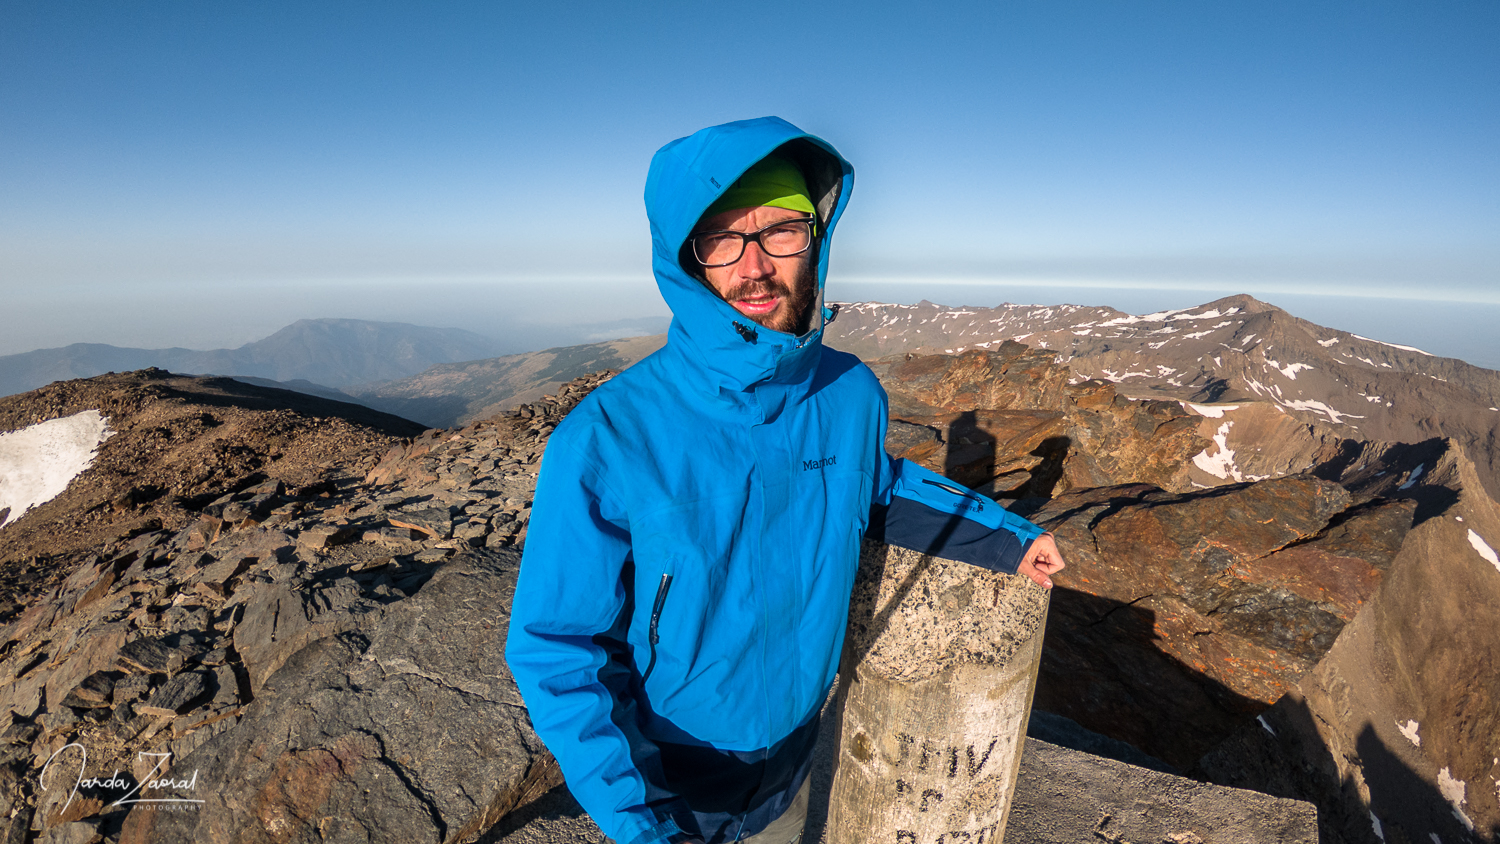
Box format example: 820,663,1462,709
738,239,774,276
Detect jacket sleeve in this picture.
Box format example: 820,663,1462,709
865,393,1045,575
505,439,693,844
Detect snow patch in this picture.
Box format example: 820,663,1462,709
1279,398,1365,425
1352,333,1433,356
1193,308,1234,319
1183,330,1213,339
0,410,114,529
1399,464,1425,490
1184,403,1240,419
1099,307,1191,326
1468,529,1500,573
1437,768,1474,832
1318,337,1340,347
1370,812,1385,842
1257,715,1276,736
1100,368,1155,382
1397,720,1421,747
1193,420,1244,482
1265,358,1313,379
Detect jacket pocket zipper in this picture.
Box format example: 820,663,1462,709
642,573,673,685
922,478,986,510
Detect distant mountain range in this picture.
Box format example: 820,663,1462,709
830,293,1500,499
0,319,505,396
350,294,1500,500
344,334,667,427
7,298,1497,499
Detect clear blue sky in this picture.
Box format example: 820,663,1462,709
3,1,1497,364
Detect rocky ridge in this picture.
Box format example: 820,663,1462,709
829,294,1500,501
1,348,1497,844
0,371,611,843
0,370,427,619
871,343,1499,843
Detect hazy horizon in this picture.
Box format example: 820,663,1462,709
7,280,1499,374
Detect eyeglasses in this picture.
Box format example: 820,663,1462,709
690,217,815,268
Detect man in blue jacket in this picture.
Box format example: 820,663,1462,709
506,117,1065,844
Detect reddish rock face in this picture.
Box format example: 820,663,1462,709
874,344,1434,794
1028,478,1413,769
875,348,1208,499
1057,382,1205,494
866,344,1069,418
888,410,1068,493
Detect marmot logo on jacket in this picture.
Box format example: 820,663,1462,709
803,455,836,471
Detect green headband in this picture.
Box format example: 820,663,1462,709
704,153,816,219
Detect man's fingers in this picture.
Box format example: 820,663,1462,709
1016,559,1053,589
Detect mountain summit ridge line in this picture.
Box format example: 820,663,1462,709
0,318,505,396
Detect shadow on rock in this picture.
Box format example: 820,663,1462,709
1035,586,1269,771
1196,695,1500,844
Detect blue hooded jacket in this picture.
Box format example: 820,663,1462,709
505,117,1044,844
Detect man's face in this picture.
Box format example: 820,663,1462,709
693,205,816,335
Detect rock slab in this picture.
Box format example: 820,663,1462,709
1010,737,1318,844
119,548,561,844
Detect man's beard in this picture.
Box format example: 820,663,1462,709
722,260,817,335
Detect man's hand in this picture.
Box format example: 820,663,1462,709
1016,533,1066,589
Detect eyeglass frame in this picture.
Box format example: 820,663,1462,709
689,216,817,268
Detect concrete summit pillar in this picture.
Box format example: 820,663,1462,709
827,539,1050,844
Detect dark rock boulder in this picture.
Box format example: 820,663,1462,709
231,572,380,697
119,548,559,844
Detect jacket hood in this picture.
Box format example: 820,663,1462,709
644,117,854,401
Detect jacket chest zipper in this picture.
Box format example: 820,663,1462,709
641,573,673,684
